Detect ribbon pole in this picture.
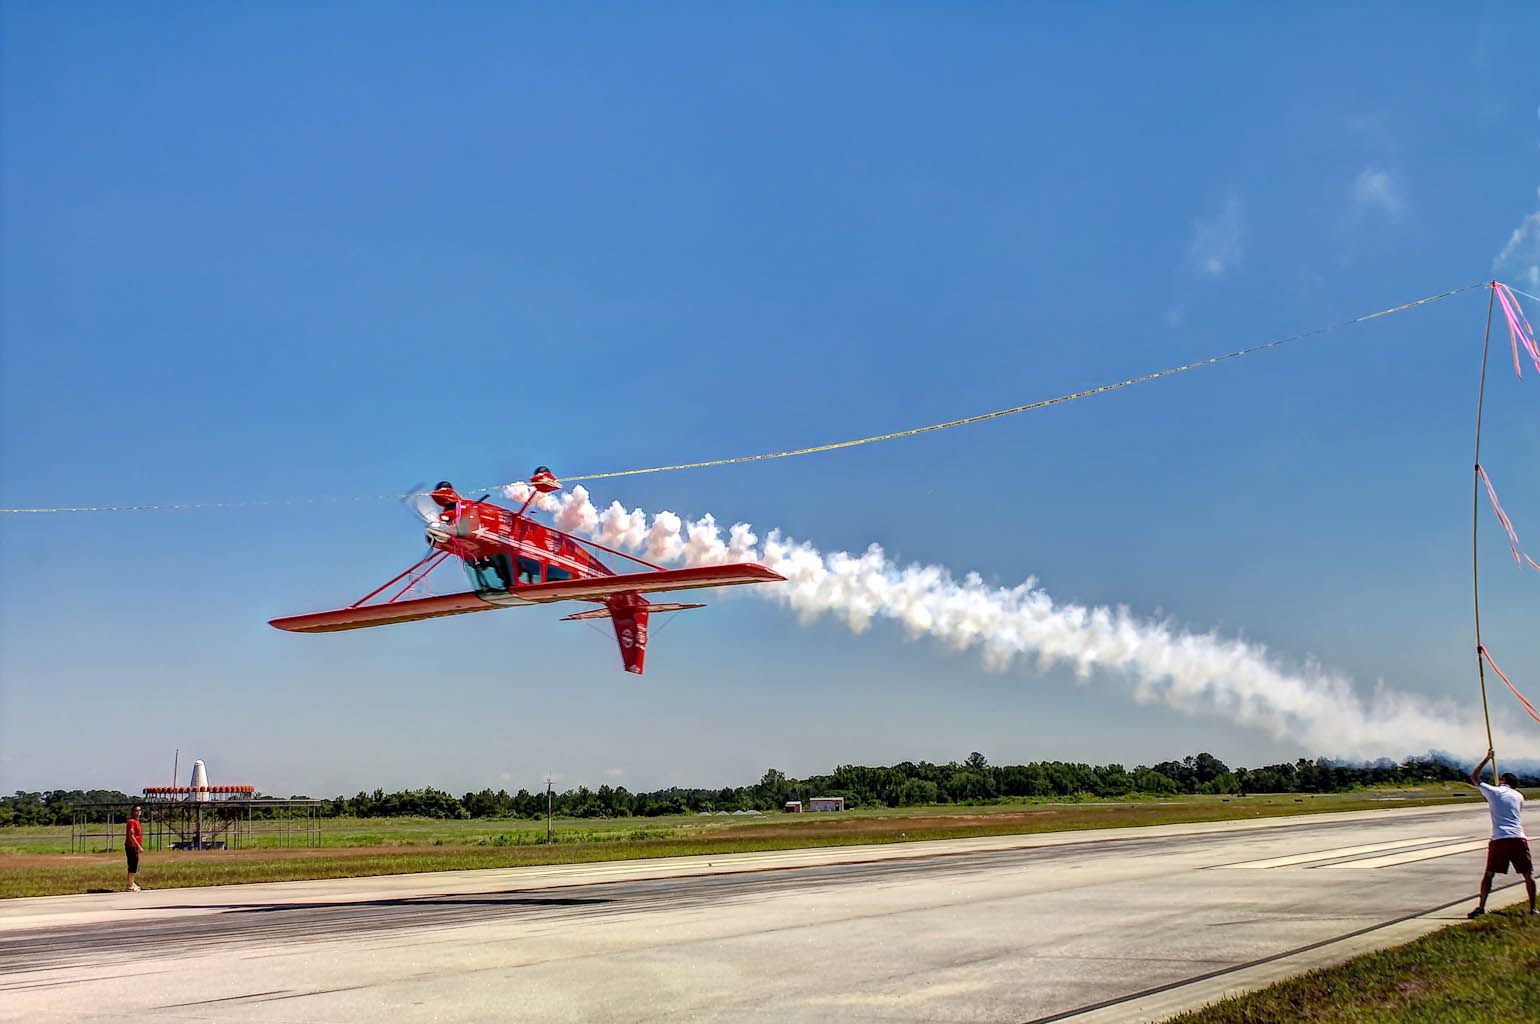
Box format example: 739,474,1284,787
1472,283,1498,784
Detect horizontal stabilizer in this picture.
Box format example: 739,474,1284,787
561,602,705,622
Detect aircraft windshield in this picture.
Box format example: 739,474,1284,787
463,553,580,591
464,553,576,590
465,555,514,592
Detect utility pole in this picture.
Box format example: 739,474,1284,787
546,776,553,844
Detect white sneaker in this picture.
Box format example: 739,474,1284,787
128,884,141,892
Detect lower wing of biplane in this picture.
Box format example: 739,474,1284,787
268,563,785,674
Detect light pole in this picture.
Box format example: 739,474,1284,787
546,776,553,844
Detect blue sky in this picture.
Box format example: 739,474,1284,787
4,3,1540,797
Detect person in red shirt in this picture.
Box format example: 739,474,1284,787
125,804,143,892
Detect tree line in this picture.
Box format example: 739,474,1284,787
3,752,1512,826
1,789,136,827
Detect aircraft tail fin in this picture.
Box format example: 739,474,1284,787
562,598,709,673
608,594,650,674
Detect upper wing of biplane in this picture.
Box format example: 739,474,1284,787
269,563,783,634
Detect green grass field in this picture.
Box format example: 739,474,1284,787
0,786,1483,899
1164,904,1540,1024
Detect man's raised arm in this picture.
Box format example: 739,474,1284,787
1468,749,1495,787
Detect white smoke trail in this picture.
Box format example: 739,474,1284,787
508,483,1532,758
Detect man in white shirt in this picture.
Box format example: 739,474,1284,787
1465,749,1536,918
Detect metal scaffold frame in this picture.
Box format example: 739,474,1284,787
71,795,324,853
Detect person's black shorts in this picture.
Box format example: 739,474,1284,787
125,844,139,873
1485,837,1532,875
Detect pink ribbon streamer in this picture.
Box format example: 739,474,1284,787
1494,282,1540,378
1477,464,1540,572
1479,644,1540,725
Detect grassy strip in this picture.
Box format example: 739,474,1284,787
1164,903,1540,1024
1,788,1482,899
4,817,702,855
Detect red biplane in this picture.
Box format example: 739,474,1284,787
269,469,784,673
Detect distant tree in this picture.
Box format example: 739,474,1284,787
1042,762,1097,797
754,769,790,809
1150,760,1195,793
1202,771,1240,795
943,770,995,802
1131,767,1179,794
1190,753,1230,786
999,764,1050,797
1092,764,1133,797
896,779,940,806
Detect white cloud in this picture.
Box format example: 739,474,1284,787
1187,195,1244,277
1353,167,1403,217
1495,187,1540,291
604,768,625,778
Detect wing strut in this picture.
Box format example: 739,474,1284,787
350,550,452,607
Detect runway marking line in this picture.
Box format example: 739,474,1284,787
1331,840,1489,870
157,989,292,1008
1216,835,1460,870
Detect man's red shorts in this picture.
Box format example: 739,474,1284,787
1484,837,1533,875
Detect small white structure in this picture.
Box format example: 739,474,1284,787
809,797,845,812
783,800,803,813
189,760,211,803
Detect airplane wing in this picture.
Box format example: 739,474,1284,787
269,593,497,633
511,563,784,603
270,564,783,634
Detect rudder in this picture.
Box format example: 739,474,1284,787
607,593,649,675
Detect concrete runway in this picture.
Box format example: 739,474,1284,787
2,803,1530,1023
